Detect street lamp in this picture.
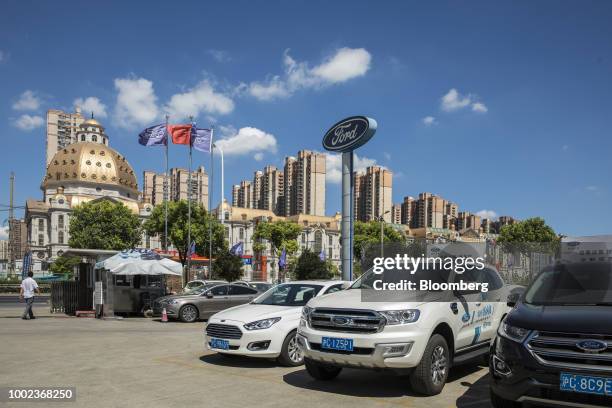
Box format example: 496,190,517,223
379,210,391,258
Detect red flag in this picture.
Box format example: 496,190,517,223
167,124,192,145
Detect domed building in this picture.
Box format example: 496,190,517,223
25,116,157,270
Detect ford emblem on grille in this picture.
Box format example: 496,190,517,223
576,340,608,353
332,316,352,325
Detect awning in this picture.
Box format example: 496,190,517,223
95,249,183,276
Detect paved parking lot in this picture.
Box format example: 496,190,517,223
1,304,491,408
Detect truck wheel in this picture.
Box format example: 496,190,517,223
179,305,199,323
409,334,449,396
490,389,520,408
304,358,342,380
277,330,304,367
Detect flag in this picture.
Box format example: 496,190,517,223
319,249,326,261
22,251,32,280
138,124,167,147
192,127,212,153
230,242,243,256
188,241,196,259
279,248,287,270
168,124,192,145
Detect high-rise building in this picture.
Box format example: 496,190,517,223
0,240,9,261
401,196,416,226
8,218,27,263
391,204,402,224
233,180,253,209
261,165,284,214
45,108,85,166
141,166,208,209
456,211,482,232
252,171,263,209
283,150,326,216
410,192,458,229
354,166,393,222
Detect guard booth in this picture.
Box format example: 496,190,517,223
94,249,182,318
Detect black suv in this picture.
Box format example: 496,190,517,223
489,262,612,408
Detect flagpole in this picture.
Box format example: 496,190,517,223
164,115,169,252
208,127,214,279
186,116,193,287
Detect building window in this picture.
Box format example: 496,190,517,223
314,230,323,254
328,236,333,246
81,135,85,141
38,234,44,246
58,231,64,244
58,214,64,229
92,135,97,142
38,219,44,231
239,228,244,240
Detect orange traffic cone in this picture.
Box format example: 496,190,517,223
161,308,168,323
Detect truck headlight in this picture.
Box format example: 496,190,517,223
244,317,281,331
379,309,420,325
301,306,313,320
498,322,531,343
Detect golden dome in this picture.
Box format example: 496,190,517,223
83,117,102,126
43,142,138,197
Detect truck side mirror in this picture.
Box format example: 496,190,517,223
507,292,520,307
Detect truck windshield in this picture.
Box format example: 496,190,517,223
251,284,323,306
351,266,452,290
524,262,612,305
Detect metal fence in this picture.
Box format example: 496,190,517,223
50,281,87,315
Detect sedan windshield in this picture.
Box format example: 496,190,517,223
524,262,612,305
252,284,323,306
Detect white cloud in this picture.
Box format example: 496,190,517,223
0,225,8,240
13,114,44,131
422,116,437,126
326,152,378,184
586,185,599,192
113,77,159,129
476,209,498,220
253,152,264,161
247,47,372,101
208,49,231,63
74,96,107,118
164,80,234,120
472,102,488,113
440,88,487,113
214,127,277,156
13,90,41,111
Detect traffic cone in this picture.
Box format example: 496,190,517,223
161,308,168,323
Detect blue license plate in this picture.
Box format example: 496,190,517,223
560,372,612,396
321,336,353,351
210,338,229,350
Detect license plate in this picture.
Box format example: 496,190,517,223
560,372,612,396
321,336,353,351
210,338,229,350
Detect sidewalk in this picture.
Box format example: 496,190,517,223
0,303,65,319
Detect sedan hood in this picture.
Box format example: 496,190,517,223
306,288,427,310
212,303,298,323
507,303,612,335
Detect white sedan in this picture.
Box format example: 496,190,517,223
205,280,349,366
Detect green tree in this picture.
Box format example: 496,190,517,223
69,200,142,250
294,249,332,280
212,250,244,282
498,217,559,255
353,220,404,261
253,220,302,281
143,200,226,267
49,255,81,278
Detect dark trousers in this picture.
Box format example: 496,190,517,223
22,297,35,319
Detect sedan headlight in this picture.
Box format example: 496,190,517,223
498,322,531,343
301,306,313,320
167,299,180,305
379,309,420,325
243,317,281,331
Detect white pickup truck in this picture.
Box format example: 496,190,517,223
297,265,521,395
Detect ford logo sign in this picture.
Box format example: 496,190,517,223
331,316,352,326
576,340,608,353
322,116,377,153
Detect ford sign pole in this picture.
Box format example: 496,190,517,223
323,116,377,281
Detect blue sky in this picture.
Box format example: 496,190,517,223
1,0,611,237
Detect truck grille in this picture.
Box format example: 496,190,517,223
309,308,385,334
206,323,243,340
527,331,612,371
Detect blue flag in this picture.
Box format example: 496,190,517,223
279,248,287,270
319,249,326,261
230,242,244,256
138,124,167,147
188,241,196,258
191,127,212,153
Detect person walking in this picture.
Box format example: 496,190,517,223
20,271,40,320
